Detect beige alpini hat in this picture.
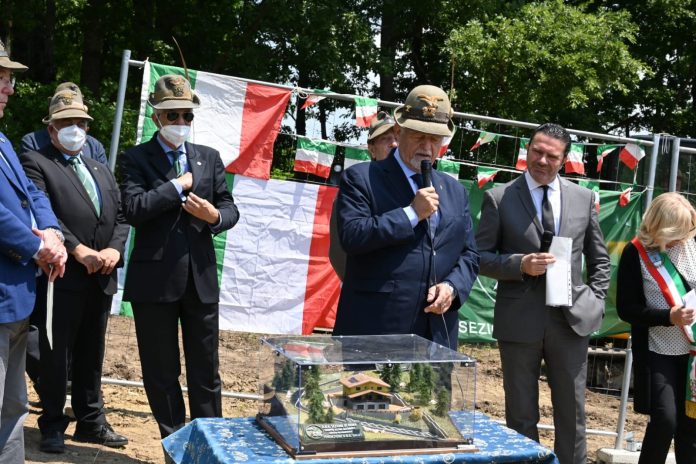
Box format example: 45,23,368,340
148,74,200,110
0,40,28,72
42,90,93,124
367,111,396,142
393,85,454,137
53,82,83,99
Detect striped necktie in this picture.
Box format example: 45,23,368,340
170,150,184,176
67,156,100,215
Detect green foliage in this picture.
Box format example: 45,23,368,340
435,390,450,417
272,360,296,391
445,0,648,131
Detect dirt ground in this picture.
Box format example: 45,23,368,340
23,316,647,463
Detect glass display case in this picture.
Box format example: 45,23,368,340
257,334,477,459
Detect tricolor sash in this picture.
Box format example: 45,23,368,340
631,237,696,418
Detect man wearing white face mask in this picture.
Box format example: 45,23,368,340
119,74,239,438
20,89,130,453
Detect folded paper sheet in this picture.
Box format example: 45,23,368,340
546,236,573,307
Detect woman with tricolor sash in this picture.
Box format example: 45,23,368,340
617,192,696,463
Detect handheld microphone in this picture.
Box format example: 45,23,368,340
540,230,554,253
420,160,432,188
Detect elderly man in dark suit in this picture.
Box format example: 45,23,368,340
475,123,611,464
21,89,129,453
20,82,107,164
332,85,479,350
119,74,239,438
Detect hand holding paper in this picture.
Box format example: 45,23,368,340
546,236,573,307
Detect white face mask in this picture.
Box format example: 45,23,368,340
57,125,87,152
158,118,191,147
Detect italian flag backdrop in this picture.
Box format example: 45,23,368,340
113,62,644,340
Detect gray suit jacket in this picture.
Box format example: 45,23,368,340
476,174,610,342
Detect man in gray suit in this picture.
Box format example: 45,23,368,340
476,123,610,464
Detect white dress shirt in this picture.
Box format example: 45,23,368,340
524,171,561,235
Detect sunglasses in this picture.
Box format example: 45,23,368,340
165,111,194,122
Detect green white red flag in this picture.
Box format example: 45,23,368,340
619,143,646,170
294,137,336,179
596,144,619,172
301,89,330,110
137,62,291,180
438,135,453,157
470,132,499,151
354,97,379,127
619,186,633,207
515,138,529,171
436,159,459,179
477,166,499,188
565,143,585,175
343,146,371,169
579,179,600,212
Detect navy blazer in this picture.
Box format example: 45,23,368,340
119,135,239,304
332,153,479,349
0,132,60,322
21,144,129,295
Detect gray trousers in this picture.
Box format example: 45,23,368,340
0,318,29,464
498,309,589,464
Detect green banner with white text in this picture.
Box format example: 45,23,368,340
458,179,643,342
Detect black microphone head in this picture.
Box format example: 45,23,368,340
420,160,432,188
540,230,554,253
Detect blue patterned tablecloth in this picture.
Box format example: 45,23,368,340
162,412,558,464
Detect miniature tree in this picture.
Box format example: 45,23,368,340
379,364,392,385
421,364,435,395
272,360,296,391
408,363,423,392
394,413,402,424
435,390,450,417
324,404,334,423
390,364,402,392
303,366,325,423
409,408,423,422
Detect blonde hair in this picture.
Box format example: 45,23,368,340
637,192,696,251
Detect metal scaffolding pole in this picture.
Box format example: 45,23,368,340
644,134,662,208
108,49,132,173
670,136,682,192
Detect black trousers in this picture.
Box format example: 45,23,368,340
132,275,222,438
639,351,696,464
35,277,110,434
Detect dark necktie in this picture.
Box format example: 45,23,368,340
541,185,555,234
411,173,423,189
170,151,184,176
67,156,100,215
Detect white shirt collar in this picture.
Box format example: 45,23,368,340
524,170,560,192
394,148,417,180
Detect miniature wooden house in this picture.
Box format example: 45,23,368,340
340,373,392,411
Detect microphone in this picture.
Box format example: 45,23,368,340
420,160,432,188
540,230,554,253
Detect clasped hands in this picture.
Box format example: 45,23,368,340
177,173,221,224
424,282,455,315
73,244,120,275
33,228,67,282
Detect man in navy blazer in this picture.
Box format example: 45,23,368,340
119,75,239,438
333,85,479,350
0,41,66,462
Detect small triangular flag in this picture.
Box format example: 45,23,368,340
565,143,585,175
343,146,371,169
578,179,600,212
354,97,379,127
619,143,645,170
477,166,499,188
438,135,453,157
515,138,529,171
470,132,499,151
301,89,330,110
436,159,459,179
294,137,337,179
619,186,633,207
596,144,619,173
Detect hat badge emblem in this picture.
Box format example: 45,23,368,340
417,94,443,118
57,95,74,106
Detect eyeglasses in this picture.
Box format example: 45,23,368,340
0,75,16,89
165,111,194,122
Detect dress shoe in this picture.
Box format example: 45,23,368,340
40,430,65,454
72,423,129,448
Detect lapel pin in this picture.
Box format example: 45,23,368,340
0,137,5,143
196,161,202,166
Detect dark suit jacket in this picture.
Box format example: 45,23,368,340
332,153,479,348
21,129,107,165
476,174,611,342
0,133,60,322
20,144,129,295
119,135,239,304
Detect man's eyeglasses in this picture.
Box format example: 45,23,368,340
0,75,16,89
165,111,194,122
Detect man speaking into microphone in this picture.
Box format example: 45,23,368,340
332,84,479,350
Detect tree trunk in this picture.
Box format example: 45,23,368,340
296,68,308,136
378,0,398,101
80,0,106,97
319,104,327,140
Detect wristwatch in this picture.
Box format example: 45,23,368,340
442,281,458,299
46,227,65,243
